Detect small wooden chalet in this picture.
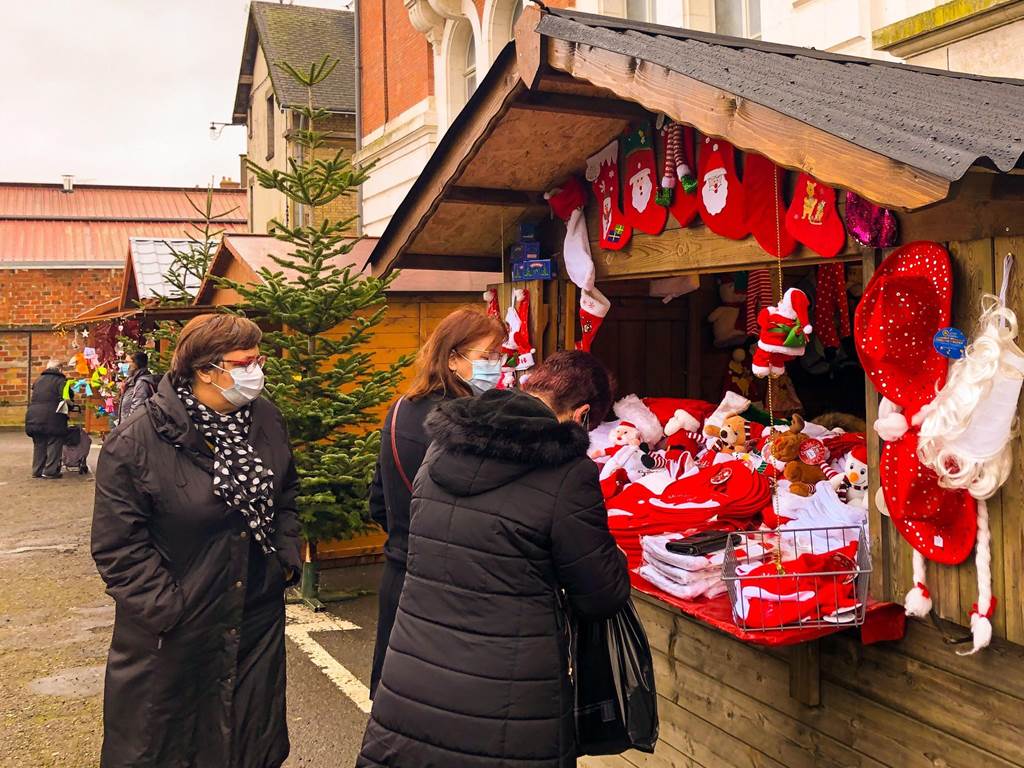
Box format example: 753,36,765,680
367,7,1024,767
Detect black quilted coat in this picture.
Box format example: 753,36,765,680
24,368,68,437
358,389,630,768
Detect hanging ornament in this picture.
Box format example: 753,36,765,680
744,153,797,258
483,289,500,319
545,175,594,291
576,287,611,353
785,173,845,257
814,263,851,349
697,136,748,240
844,191,898,248
622,122,667,235
81,327,89,339
751,288,813,379
511,288,535,372
586,140,632,251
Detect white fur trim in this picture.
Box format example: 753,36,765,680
579,287,610,318
585,141,618,182
874,411,910,442
665,408,700,436
875,487,890,517
706,392,751,429
613,395,665,445
757,340,807,355
803,325,813,334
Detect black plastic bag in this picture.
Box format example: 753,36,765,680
572,599,658,755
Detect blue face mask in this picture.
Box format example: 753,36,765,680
463,357,502,393
118,362,131,376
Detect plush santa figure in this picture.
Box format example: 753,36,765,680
751,288,813,378
840,445,869,507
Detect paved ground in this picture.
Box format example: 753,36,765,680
0,430,380,767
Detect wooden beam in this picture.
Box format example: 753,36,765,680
511,91,651,120
547,39,950,210
788,641,821,707
899,171,1024,242
399,253,502,272
371,49,526,277
445,186,547,207
513,4,544,89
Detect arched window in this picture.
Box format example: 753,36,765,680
464,30,477,101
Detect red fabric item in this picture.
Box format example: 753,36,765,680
664,122,699,227
752,288,812,378
586,140,632,251
854,241,952,419
744,154,797,258
483,289,500,319
880,430,977,565
785,173,846,257
576,287,610,353
814,263,851,348
642,397,717,430
546,175,586,221
622,122,668,235
698,136,748,239
745,269,773,337
821,432,866,463
513,290,533,358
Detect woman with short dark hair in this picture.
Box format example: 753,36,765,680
91,313,301,768
358,350,629,768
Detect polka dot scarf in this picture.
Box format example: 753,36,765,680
177,385,277,554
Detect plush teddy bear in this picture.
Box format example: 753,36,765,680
768,414,828,496
703,413,762,454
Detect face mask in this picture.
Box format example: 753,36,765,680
118,363,131,376
212,364,265,407
461,357,502,393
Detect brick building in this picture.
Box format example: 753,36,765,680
232,2,359,234
0,182,247,424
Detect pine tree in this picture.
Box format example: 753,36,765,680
223,56,410,600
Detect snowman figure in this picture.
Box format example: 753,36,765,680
840,445,869,508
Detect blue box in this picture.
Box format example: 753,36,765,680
510,241,541,262
512,259,553,282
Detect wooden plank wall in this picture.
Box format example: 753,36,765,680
580,596,1024,768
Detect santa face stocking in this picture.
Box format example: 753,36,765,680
786,173,846,257
576,287,611,353
622,123,668,235
744,153,797,258
586,141,632,251
698,136,748,240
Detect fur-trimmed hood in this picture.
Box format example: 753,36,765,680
424,389,590,497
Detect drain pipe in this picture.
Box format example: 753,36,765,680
353,0,364,237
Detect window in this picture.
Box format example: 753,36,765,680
247,102,253,140
464,32,477,102
626,0,656,23
715,0,761,39
266,94,275,161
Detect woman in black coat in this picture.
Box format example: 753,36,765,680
358,351,630,768
91,314,302,768
24,359,69,478
368,307,505,698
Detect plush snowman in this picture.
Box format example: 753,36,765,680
841,445,869,507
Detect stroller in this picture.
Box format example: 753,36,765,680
63,405,92,474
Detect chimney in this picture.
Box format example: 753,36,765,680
61,174,74,194
219,176,241,189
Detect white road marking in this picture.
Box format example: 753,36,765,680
284,603,372,714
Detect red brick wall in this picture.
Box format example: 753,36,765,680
359,0,434,135
0,268,122,327
0,330,71,405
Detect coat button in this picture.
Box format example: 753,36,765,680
235,581,243,589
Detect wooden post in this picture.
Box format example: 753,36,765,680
788,640,821,707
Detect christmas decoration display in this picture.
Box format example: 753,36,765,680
545,175,593,290
744,153,797,258
744,269,773,337
707,276,748,347
751,288,813,378
622,122,668,235
703,414,764,454
698,136,747,240
576,287,610,353
767,415,831,496
656,121,699,227
844,191,898,248
586,140,632,250
483,289,500,319
814,263,851,349
504,288,535,373
785,173,845,257
839,445,869,507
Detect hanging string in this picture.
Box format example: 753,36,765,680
770,164,785,575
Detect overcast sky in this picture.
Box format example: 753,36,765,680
1,0,351,188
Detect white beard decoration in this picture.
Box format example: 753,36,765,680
629,167,653,213
702,168,729,215
601,196,612,237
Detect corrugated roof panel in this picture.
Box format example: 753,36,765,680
538,11,1024,182
0,183,247,221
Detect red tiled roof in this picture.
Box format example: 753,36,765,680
0,183,248,266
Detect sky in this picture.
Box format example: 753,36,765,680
1,0,352,188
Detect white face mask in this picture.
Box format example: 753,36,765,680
212,364,265,407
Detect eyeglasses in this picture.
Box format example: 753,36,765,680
220,354,266,371
460,348,504,365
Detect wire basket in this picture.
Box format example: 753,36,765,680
722,525,871,632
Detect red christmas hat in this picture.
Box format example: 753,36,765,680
851,444,868,464
854,241,952,419
642,397,716,430
880,431,976,565
778,288,813,334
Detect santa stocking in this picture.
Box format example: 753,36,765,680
744,153,796,258
661,122,699,228
586,141,632,251
545,175,594,290
745,269,773,337
698,136,747,240
577,287,611,353
622,123,667,235
786,173,846,257
512,288,535,372
814,263,851,348
484,289,500,319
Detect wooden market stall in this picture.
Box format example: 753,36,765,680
367,7,1024,767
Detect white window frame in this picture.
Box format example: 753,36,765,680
714,0,761,39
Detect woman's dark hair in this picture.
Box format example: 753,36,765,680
132,351,149,369
405,307,506,401
524,350,615,429
169,314,262,385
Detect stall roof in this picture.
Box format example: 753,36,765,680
368,7,1024,278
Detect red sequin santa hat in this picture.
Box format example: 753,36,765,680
855,241,952,419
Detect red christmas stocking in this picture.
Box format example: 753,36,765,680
698,136,747,239
744,153,797,257
622,122,667,235
660,122,699,228
814,263,850,348
576,287,611,353
786,173,846,257
586,141,632,251
512,288,535,372
483,289,500,319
